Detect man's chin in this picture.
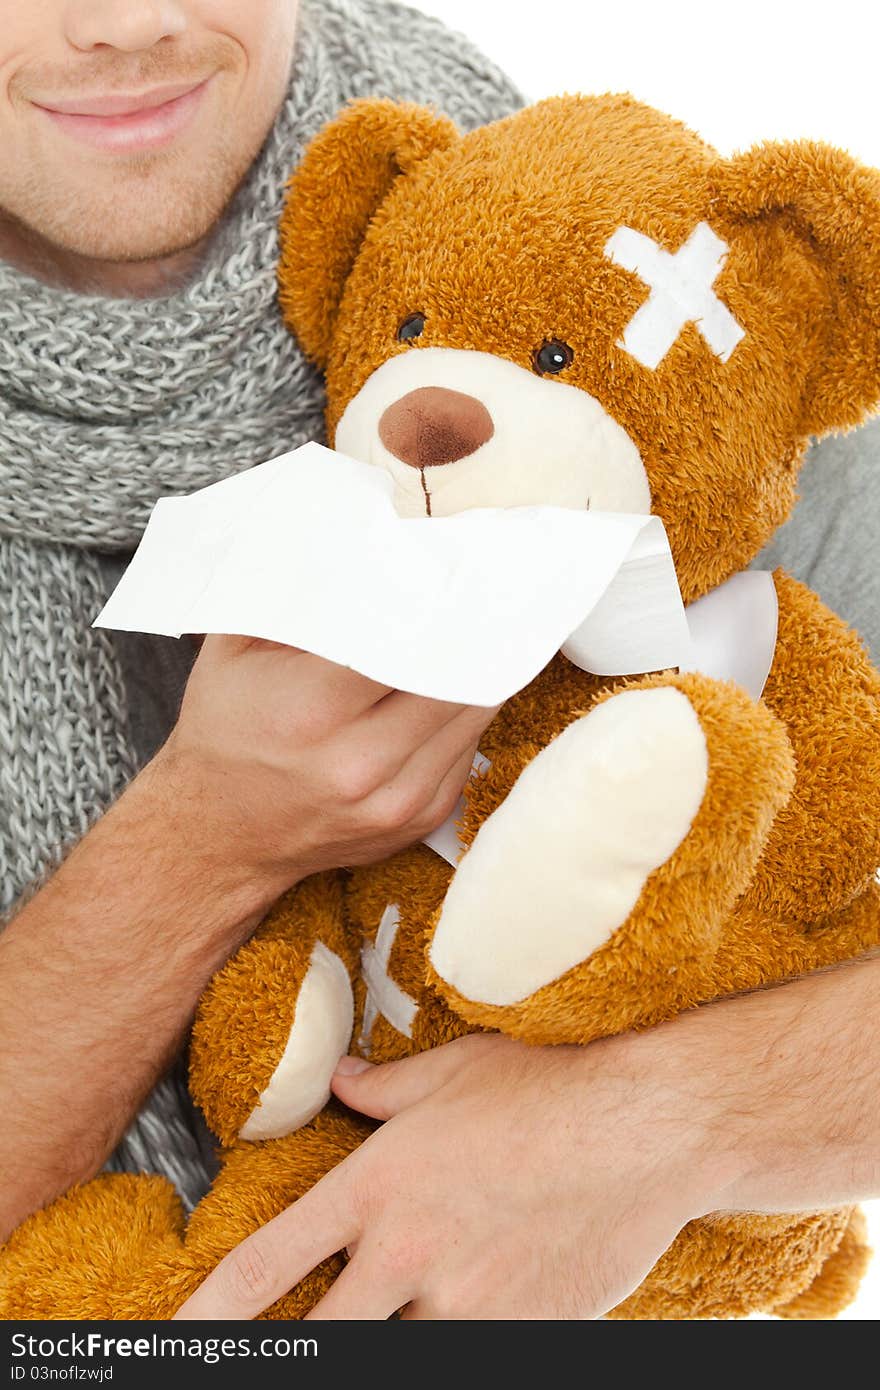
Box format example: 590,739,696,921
68,223,216,266
1,140,252,273
1,193,230,275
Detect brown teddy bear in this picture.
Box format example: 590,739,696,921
3,93,880,1321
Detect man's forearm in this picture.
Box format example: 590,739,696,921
0,755,278,1241
646,951,880,1217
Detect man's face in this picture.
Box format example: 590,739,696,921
0,1,300,263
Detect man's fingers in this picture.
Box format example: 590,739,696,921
271,651,395,720
419,741,481,832
173,1165,359,1321
304,1250,411,1321
210,637,395,718
199,633,303,663
364,689,470,745
336,706,491,842
399,1299,429,1320
332,1033,498,1120
379,700,496,807
329,691,468,789
218,636,302,656
339,691,496,792
411,700,496,777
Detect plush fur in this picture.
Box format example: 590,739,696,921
4,94,880,1322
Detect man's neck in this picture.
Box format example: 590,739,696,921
0,214,208,298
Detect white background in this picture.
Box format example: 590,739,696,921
415,0,880,1320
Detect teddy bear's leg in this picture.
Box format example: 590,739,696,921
0,875,359,1322
190,871,359,1147
717,876,880,995
0,1173,188,1319
608,1206,856,1320
0,1111,373,1321
774,1208,871,1320
428,670,795,1044
142,1105,375,1319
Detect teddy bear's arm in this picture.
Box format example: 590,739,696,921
189,872,359,1147
425,573,880,1051
426,669,795,1045
747,571,880,922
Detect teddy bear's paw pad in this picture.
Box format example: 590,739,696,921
239,942,354,1141
429,686,708,1006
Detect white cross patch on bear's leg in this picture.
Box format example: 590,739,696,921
358,903,418,1056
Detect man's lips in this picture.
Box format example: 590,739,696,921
33,78,211,153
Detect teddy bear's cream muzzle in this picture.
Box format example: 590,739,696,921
335,346,652,521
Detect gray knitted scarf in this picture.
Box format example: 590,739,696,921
0,0,518,1211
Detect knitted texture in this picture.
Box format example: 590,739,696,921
0,0,521,1210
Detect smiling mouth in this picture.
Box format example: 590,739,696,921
34,78,212,154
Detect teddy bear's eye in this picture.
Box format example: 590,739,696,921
532,338,574,375
397,313,426,343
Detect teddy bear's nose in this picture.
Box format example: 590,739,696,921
378,386,495,469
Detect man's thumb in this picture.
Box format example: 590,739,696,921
331,1035,486,1120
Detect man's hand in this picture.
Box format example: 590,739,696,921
174,1032,722,1320
160,636,497,901
175,953,880,1320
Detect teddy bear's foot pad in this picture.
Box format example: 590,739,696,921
429,685,708,1008
239,941,354,1141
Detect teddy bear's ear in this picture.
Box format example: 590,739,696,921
711,142,880,436
278,98,460,370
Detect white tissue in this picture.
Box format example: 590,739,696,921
94,442,697,707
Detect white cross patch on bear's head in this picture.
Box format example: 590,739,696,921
604,221,745,371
